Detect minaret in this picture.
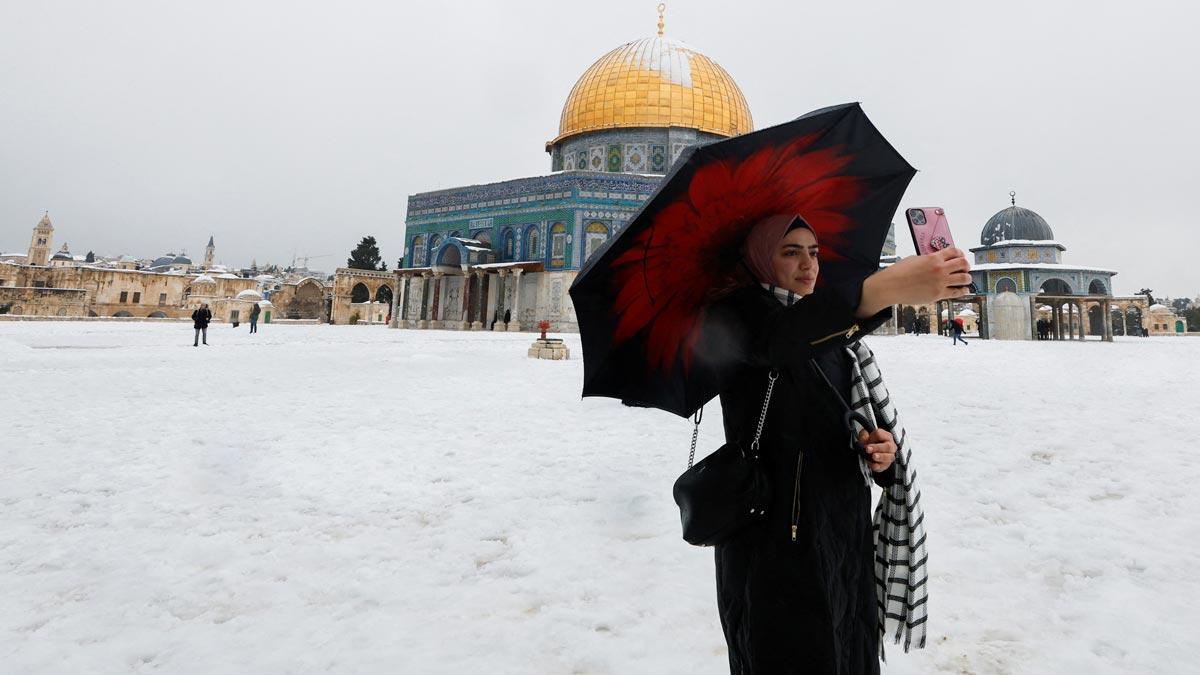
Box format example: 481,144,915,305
204,235,215,269
27,212,54,266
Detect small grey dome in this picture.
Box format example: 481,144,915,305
981,206,1054,246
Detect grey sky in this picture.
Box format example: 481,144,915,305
2,0,1196,297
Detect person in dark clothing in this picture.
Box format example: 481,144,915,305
697,214,970,674
951,317,968,345
249,302,261,334
503,308,512,326
191,303,212,346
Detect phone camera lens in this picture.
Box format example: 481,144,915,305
909,209,926,226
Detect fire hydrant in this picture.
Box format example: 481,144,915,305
538,320,551,340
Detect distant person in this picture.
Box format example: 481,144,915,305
191,303,212,347
504,308,512,326
249,302,261,334
951,316,968,346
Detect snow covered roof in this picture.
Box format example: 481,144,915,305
217,273,240,279
957,308,978,317
1149,303,1170,312
235,289,262,300
971,262,1117,274
192,274,216,284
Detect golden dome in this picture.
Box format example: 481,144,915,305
551,36,753,146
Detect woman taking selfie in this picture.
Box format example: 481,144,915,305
699,213,969,674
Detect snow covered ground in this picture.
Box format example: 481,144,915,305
1,322,1197,674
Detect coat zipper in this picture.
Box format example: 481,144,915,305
809,323,860,346
790,446,804,541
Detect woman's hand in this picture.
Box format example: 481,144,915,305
857,247,972,317
857,428,896,473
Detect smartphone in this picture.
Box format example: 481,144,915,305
905,207,955,256
906,206,975,293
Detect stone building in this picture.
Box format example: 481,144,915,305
0,215,257,320
956,194,1122,341
389,13,753,332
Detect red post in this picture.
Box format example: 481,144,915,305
538,320,550,340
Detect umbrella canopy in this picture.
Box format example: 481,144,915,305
570,103,916,418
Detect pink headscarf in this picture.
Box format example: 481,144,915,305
742,214,815,286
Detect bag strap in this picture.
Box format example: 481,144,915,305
687,369,779,468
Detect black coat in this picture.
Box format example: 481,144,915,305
191,308,212,329
699,284,895,675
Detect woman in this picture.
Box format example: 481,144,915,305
701,214,969,674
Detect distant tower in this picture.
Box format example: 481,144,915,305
27,212,54,266
204,235,215,269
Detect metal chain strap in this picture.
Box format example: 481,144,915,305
686,370,779,468
748,370,780,455
687,406,704,469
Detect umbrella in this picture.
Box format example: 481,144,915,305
570,103,915,418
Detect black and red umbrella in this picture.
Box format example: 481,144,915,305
570,102,915,418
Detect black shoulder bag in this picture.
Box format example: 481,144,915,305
672,370,778,546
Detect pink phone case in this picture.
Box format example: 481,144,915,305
905,207,955,256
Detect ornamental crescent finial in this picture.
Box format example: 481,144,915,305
657,4,666,37
1010,190,1017,206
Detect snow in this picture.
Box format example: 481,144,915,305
970,262,1117,274
1,323,1197,674
972,239,1066,248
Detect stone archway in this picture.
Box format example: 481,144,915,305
375,284,393,307
1040,278,1072,295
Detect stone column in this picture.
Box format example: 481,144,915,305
429,272,443,329
1029,296,1038,341
458,267,472,330
417,273,430,329
493,270,508,331
472,272,485,330
395,275,408,327
389,273,403,329
507,268,524,332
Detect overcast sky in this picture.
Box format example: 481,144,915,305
2,0,1196,297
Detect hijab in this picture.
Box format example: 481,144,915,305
742,214,815,286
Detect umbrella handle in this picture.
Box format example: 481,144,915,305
845,410,875,455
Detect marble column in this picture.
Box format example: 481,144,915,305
493,270,508,331
458,267,472,330
429,272,443,329
389,274,403,329
417,273,430,329
507,268,524,332
472,272,485,330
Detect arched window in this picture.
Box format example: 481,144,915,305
995,277,1017,294
1040,278,1072,295
503,230,515,260
1089,279,1108,295
411,235,426,267
351,283,370,303
585,222,609,260
550,223,568,267
527,228,541,260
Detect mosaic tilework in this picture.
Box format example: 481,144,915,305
624,143,647,172
589,146,604,170
649,144,666,172
671,142,688,163
606,144,623,172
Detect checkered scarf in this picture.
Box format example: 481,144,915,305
766,285,929,658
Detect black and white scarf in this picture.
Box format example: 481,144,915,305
767,285,928,657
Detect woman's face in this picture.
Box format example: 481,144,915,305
772,226,819,295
